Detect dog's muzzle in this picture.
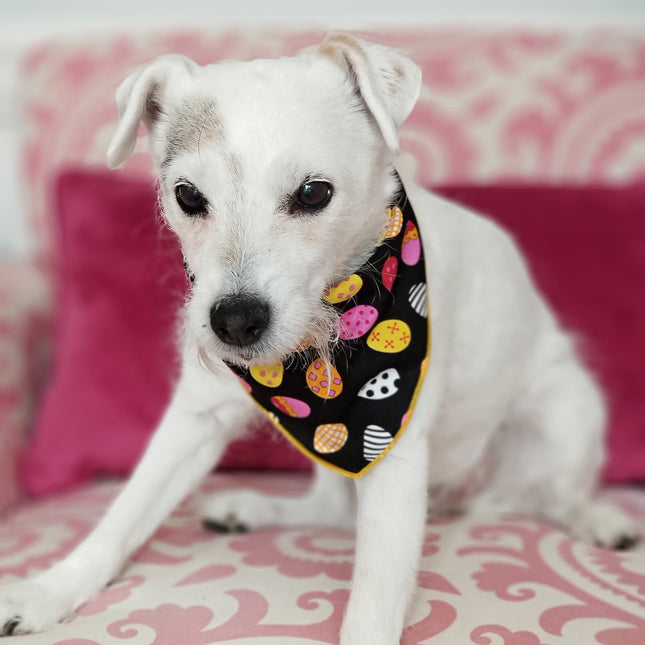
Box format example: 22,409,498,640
210,294,271,348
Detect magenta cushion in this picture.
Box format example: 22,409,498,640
436,185,645,484
24,170,645,496
24,169,310,498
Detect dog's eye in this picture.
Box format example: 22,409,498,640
293,181,333,213
175,183,208,216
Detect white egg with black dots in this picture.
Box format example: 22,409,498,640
358,368,401,400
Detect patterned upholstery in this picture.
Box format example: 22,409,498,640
0,261,49,512
0,473,643,644
19,28,645,258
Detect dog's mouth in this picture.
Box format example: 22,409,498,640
200,339,318,372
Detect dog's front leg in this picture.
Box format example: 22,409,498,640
0,354,249,636
340,425,430,645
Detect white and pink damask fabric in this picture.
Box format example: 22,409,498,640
0,261,49,513
19,28,645,259
0,473,643,644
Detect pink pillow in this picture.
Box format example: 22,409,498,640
437,185,645,484
24,169,309,498
25,171,645,497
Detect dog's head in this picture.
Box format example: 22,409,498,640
108,34,421,367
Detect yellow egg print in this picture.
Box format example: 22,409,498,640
383,206,404,240
250,363,284,388
367,319,412,354
323,274,363,304
313,423,349,454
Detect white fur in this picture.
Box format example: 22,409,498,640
0,34,639,643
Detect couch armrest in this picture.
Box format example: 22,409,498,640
0,259,50,512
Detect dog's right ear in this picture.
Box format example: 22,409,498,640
107,54,198,168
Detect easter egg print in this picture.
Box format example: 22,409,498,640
401,220,421,266
295,337,313,352
250,363,284,388
314,423,348,454
307,359,343,399
408,283,428,317
271,396,311,418
382,256,398,292
363,425,393,461
367,319,412,353
358,368,400,400
384,206,404,239
339,305,378,340
323,274,363,304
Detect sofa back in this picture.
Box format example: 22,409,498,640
12,28,645,499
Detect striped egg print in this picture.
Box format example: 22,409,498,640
408,282,428,317
363,425,393,461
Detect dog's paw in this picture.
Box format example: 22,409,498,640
0,576,73,636
199,490,285,532
562,500,641,550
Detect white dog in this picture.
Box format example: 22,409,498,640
0,34,639,644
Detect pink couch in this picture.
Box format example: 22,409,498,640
1,28,644,644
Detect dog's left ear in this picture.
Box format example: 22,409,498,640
318,34,422,154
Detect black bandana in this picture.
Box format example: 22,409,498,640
226,177,430,478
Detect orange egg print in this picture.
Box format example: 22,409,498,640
323,274,363,304
307,359,343,399
295,337,313,352
383,206,404,240
367,319,412,353
250,363,284,388
313,423,349,454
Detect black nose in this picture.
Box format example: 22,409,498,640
210,294,271,347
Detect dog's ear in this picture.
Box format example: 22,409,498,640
107,54,198,168
319,33,422,154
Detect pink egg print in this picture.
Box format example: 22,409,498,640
382,256,398,291
339,305,379,340
401,221,421,266
271,396,311,418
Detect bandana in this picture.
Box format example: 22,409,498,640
226,176,430,478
